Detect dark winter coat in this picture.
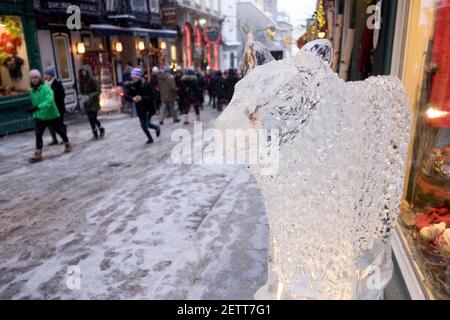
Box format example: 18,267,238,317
48,77,66,116
125,79,155,118
197,74,206,103
181,74,199,99
212,75,227,98
79,65,100,113
150,74,161,106
225,74,239,101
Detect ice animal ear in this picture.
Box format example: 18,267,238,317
300,39,333,66
242,41,275,76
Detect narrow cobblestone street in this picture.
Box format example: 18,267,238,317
0,109,269,299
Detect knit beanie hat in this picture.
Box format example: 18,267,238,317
131,68,143,79
44,66,56,77
163,64,171,73
29,69,42,78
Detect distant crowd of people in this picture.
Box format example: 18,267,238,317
25,64,241,163
121,64,242,144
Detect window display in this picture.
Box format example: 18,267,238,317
400,0,450,300
0,16,29,97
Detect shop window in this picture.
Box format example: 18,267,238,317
0,16,29,97
52,34,73,82
400,0,450,300
130,0,148,13
149,0,160,13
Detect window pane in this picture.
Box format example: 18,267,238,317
0,16,29,97
400,0,450,300
53,36,71,81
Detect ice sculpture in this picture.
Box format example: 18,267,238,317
215,40,411,299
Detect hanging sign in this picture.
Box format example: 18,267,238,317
203,27,222,45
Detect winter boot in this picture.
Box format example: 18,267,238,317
64,143,72,153
156,127,161,137
146,137,154,144
48,139,59,146
29,150,43,163
99,127,105,139
92,129,99,141
183,114,190,125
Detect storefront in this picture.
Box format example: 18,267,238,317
87,25,176,111
394,0,450,300
306,0,397,81
160,1,223,71
0,1,41,135
302,0,449,299
35,0,103,113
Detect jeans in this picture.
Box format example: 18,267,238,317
160,101,178,123
49,114,66,142
86,110,102,136
35,118,69,150
131,102,137,118
139,113,159,141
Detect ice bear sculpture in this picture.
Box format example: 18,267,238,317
215,40,411,300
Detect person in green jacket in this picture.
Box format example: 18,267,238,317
27,69,71,163
79,65,105,140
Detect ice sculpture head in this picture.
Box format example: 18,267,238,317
216,39,411,299
216,40,334,173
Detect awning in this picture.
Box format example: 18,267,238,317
90,24,177,39
223,40,242,47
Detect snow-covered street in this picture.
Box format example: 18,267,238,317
0,109,269,299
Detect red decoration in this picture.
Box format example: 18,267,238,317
0,33,22,55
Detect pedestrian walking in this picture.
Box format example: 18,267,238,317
206,71,216,108
175,68,185,112
197,70,206,108
213,71,227,111
44,66,66,145
181,69,201,124
158,65,180,125
125,68,160,144
150,66,161,114
225,69,239,103
27,69,71,163
78,65,105,140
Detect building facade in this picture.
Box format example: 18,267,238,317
35,0,175,112
160,0,223,71
236,1,292,67
0,0,41,135
220,0,241,71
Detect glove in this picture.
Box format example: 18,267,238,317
26,106,39,114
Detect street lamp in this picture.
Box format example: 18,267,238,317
115,41,123,53
199,18,206,26
137,40,145,51
76,42,85,54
